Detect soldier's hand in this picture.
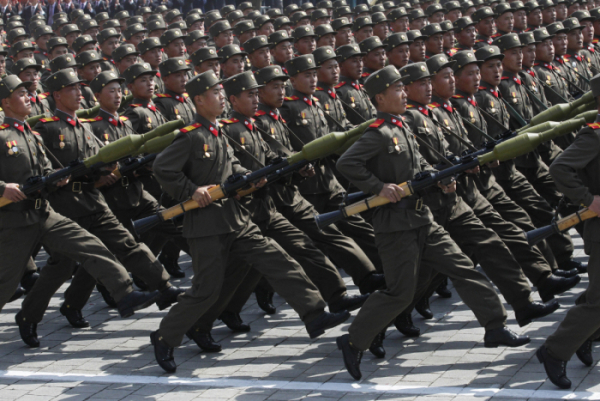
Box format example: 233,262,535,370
299,164,315,177
379,183,404,203
56,176,70,187
465,165,480,174
97,173,119,187
3,183,26,202
438,179,457,194
192,185,213,208
251,177,268,189
487,160,500,168
588,195,600,216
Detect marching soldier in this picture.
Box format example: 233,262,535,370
538,74,600,390
549,22,584,99
11,58,52,117
359,36,386,82
149,70,351,373
335,65,528,381
122,63,168,134
138,37,166,95
75,50,102,109
562,17,593,92
154,58,196,125
32,25,53,70
386,32,412,69
473,7,495,47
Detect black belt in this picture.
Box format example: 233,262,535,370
387,197,424,211
70,181,96,193
9,197,47,211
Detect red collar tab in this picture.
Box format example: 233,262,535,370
107,116,121,127
390,116,403,128
350,81,361,90
554,56,564,64
208,124,218,137
243,118,254,131
587,123,600,129
467,97,477,107
302,96,313,106
29,94,37,103
269,110,279,121
10,121,24,132
146,102,156,111
64,116,78,126
369,118,384,128
174,94,185,103
527,69,535,77
502,75,521,85
535,62,553,70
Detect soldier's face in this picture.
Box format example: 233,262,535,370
406,77,432,105
295,36,317,55
455,63,481,94
502,47,523,73
316,58,340,86
409,39,426,62
443,30,455,49
528,9,542,26
273,41,294,64
231,88,259,118
239,31,257,46
196,85,225,118
100,37,120,57
5,87,32,118
249,47,271,69
477,17,496,37
55,84,83,112
340,55,363,80
336,27,353,46
97,81,122,113
37,34,54,50
536,38,555,62
496,12,514,33
513,10,527,29
364,47,387,70
290,69,318,95
446,9,462,22
387,44,410,68
390,17,409,32
129,73,155,100
19,68,40,93
15,50,34,61
377,81,407,115
117,55,139,74
432,67,455,99
374,22,389,40
429,12,445,23
215,30,234,48
556,3,568,19
78,43,96,53
567,28,584,51
0,55,6,76
222,55,245,77
542,7,557,24
480,58,503,86
79,62,102,82
259,79,286,108
199,59,220,75
552,32,568,55
166,39,187,58
354,26,373,43
456,26,476,47
582,20,594,43
164,70,189,94
313,17,331,26
522,43,536,68
426,33,444,55
258,22,275,37
129,32,146,47
410,17,426,30
317,33,336,48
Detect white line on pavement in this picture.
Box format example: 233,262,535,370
1,370,599,400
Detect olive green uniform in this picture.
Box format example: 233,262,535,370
545,120,600,360
337,111,507,351
0,117,133,311
154,90,196,125
79,82,98,110
153,114,326,347
404,99,533,309
27,91,52,118
279,89,382,270
563,50,592,93
334,76,377,125
19,110,171,323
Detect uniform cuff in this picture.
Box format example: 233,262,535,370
583,192,595,208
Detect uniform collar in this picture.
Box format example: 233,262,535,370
317,81,336,98
502,70,521,85
258,102,281,121
292,89,315,106
166,88,188,103
231,110,255,131
55,109,80,127
99,108,122,126
431,95,454,113
4,117,30,133
406,99,431,116
376,111,404,127
195,114,220,137
339,75,361,89
479,80,500,96
133,97,157,111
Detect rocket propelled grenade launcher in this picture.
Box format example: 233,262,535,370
527,208,598,246
521,91,594,129
315,115,591,229
131,119,376,235
0,119,185,208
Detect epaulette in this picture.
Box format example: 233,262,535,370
39,116,60,123
180,122,202,133
313,96,319,102
428,102,440,108
255,110,267,117
38,92,49,99
361,72,370,77
406,104,415,108
90,116,103,121
32,131,40,136
369,119,385,128
587,123,600,130
315,87,324,91
155,93,171,98
129,104,142,107
0,123,9,130
119,116,128,122
334,82,346,89
79,118,92,123
220,118,239,124
284,96,299,101
593,37,599,44
452,94,464,99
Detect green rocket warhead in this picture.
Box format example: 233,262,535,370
25,114,44,127
525,91,594,128
134,130,179,155
518,121,559,135
76,103,101,119
83,119,185,167
287,119,376,165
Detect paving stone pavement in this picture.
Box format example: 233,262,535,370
0,230,598,401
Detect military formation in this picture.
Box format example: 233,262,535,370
0,0,599,391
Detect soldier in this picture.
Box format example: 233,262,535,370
210,20,235,50
123,23,147,48
72,35,97,55
513,0,529,33
147,19,167,39
473,7,496,47
385,32,412,69
371,12,390,41
541,0,558,25
555,0,569,21
122,63,168,134
0,75,159,340
562,17,593,92
97,28,120,76
353,16,374,43
190,70,369,352
359,36,386,82
526,1,543,31
245,35,271,71
335,44,377,125
572,10,600,75
75,51,101,110
293,25,318,55
280,54,382,270
154,58,196,125
233,20,256,46
335,65,528,381
32,25,53,70
80,20,100,43
445,1,463,23
149,70,351,373
190,47,221,76
255,15,275,37
138,37,165,95
453,16,477,51
161,29,188,61
218,44,247,80
185,31,209,55
11,58,51,117
422,23,445,58
315,24,336,48
388,7,410,33
495,3,516,36
17,69,181,342
60,24,81,54
537,75,600,390
408,8,427,30
270,30,294,74
441,20,457,56
274,16,293,36
332,17,353,46
312,8,331,27
427,3,445,23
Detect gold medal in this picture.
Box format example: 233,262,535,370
393,137,400,152
104,134,110,146
8,149,13,155
271,127,275,137
301,111,308,125
490,108,496,113
350,96,356,108
444,119,449,126
240,137,246,150
512,98,517,103
204,144,210,158
59,135,65,149
12,146,18,154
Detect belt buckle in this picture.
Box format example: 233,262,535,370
121,176,129,187
415,198,423,211
72,182,82,193
35,198,42,209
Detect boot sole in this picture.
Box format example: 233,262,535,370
516,302,561,327
120,292,161,318
336,337,362,380
485,337,530,348
309,311,351,339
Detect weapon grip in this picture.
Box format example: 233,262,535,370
0,197,13,207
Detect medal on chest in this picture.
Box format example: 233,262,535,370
147,116,152,129
350,96,356,108
512,92,517,103
393,137,400,152
103,134,110,146
301,112,308,125
240,137,246,150
271,127,276,137
204,143,210,158
175,108,181,119
490,101,496,113
6,140,18,155
59,134,65,149
324,103,330,114
470,111,475,123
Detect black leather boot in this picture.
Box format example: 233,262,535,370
15,311,39,348
394,312,420,337
219,311,250,332
537,346,571,389
337,334,363,380
186,329,222,352
150,331,176,373
60,305,90,328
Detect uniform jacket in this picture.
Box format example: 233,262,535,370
122,98,168,134
154,89,196,125
313,81,353,132
335,75,376,125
